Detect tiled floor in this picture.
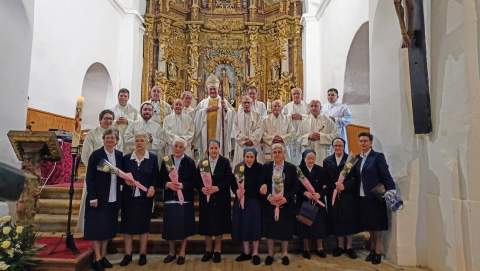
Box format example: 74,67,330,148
106,252,430,271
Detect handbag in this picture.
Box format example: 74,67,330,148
296,200,319,226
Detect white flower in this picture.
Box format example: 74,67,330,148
0,216,11,223
16,226,24,234
2,226,12,235
202,160,209,167
1,240,11,249
0,261,10,271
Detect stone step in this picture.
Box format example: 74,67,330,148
37,198,81,215
40,185,83,200
34,214,79,233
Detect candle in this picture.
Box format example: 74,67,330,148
76,96,84,109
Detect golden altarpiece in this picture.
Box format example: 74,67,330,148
140,0,303,108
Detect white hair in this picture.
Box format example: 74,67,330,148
271,143,285,152
173,136,187,147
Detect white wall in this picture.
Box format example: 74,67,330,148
369,0,480,270
303,0,370,125
0,0,35,216
27,0,145,119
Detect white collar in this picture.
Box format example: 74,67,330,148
361,148,372,158
173,154,185,160
104,147,115,155
273,161,285,169
130,151,149,161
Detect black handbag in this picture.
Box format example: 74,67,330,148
296,200,319,226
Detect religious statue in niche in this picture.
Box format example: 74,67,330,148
270,59,281,81
214,65,237,105
167,61,178,80
219,67,231,100
394,0,414,48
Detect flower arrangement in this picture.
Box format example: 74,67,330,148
199,159,213,202
233,163,245,209
271,173,284,221
0,216,38,271
163,156,184,203
332,155,359,206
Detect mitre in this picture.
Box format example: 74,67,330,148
206,74,220,88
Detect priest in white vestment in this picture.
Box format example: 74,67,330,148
237,86,267,119
78,109,121,233
282,87,309,165
148,85,171,127
261,100,295,163
298,100,338,166
110,88,139,146
194,74,235,158
124,102,165,158
163,99,195,157
322,88,353,152
232,96,264,165
182,90,196,119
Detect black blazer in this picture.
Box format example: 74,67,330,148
85,147,124,204
297,163,329,203
159,155,197,202
356,150,396,197
323,153,358,195
196,155,234,203
262,161,299,204
122,152,160,198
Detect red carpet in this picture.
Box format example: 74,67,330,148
49,181,84,189
36,237,92,259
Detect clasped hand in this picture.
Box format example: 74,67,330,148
166,181,183,191
304,191,321,201
202,186,219,196
268,195,287,206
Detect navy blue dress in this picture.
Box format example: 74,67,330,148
84,147,123,241
231,162,263,242
261,161,299,241
323,154,360,236
355,150,396,231
120,152,159,234
197,156,234,236
296,164,329,239
159,155,197,240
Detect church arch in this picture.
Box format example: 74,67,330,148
80,62,114,129
343,21,370,105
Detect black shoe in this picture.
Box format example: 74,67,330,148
119,255,132,266
365,250,375,262
163,254,176,263
100,257,113,268
346,249,357,259
138,254,147,266
213,252,222,263
235,253,252,262
315,249,327,258
265,256,274,265
91,261,105,271
201,251,213,262
372,253,382,265
177,256,186,265
332,247,344,257
106,241,118,254
252,255,261,265
302,250,311,259
281,256,290,266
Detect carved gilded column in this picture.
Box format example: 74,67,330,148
247,25,259,84
141,15,156,101
293,18,302,88
187,24,201,97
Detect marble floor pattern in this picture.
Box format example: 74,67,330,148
104,252,430,271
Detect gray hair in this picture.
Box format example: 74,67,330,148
102,127,119,141
173,137,187,147
271,143,285,152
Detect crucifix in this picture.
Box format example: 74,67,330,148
394,0,432,134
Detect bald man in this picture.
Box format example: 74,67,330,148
282,87,309,164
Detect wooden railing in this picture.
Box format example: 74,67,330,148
26,107,75,132
346,124,370,155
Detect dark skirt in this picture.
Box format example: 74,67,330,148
84,201,118,241
262,203,295,241
163,202,196,240
232,198,261,242
359,197,388,231
329,193,360,236
198,196,231,236
120,196,153,234
296,201,328,239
